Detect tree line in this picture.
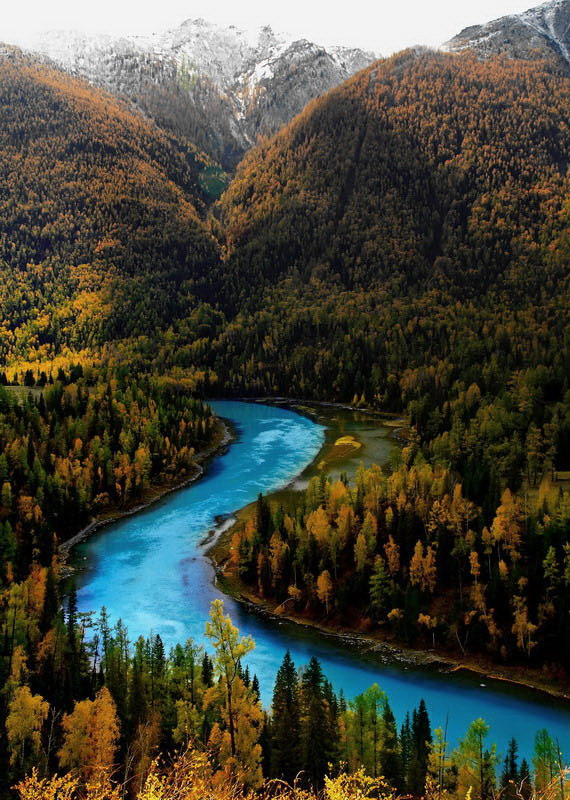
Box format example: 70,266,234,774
1,596,566,799
0,363,217,584
226,461,570,671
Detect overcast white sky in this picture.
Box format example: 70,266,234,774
2,0,538,54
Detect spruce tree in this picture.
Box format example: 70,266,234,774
409,698,432,794
66,582,79,700
201,652,214,687
501,738,519,798
271,651,301,783
40,566,59,633
519,758,532,800
260,712,273,779
299,657,336,788
482,749,497,800
400,712,413,791
380,698,401,790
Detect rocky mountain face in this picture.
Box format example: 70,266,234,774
14,21,376,168
443,0,570,72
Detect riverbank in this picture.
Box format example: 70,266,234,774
59,416,233,564
205,402,570,702
248,400,407,488
64,397,570,754
240,395,404,419
240,396,409,435
209,536,570,703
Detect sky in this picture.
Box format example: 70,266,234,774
2,0,538,54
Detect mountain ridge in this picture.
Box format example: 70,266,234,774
0,49,220,363
219,48,569,299
12,20,377,168
443,0,570,71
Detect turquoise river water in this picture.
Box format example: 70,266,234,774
73,401,570,758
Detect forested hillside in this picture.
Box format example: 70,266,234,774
178,50,570,515
2,593,565,799
1,38,570,800
0,50,226,598
0,365,218,581
225,463,570,672
2,45,569,616
219,51,569,299
0,48,220,364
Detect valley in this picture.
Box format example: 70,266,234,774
0,1,569,797
67,401,570,758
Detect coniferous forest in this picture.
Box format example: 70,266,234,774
0,9,569,799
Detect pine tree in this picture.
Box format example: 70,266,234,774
260,712,272,779
299,657,336,788
501,738,519,799
380,698,401,790
202,652,214,687
66,583,80,700
519,758,533,800
408,699,432,794
40,567,59,633
400,712,413,791
128,637,148,735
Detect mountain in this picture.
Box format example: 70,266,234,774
219,49,569,299
14,21,376,168
443,0,570,72
0,47,219,364
201,50,570,429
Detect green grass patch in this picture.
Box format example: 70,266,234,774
199,166,230,200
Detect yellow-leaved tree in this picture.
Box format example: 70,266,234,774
204,600,263,788
317,569,334,614
6,685,49,770
58,687,119,784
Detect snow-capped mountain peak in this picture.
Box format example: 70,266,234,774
442,0,570,71
8,19,377,168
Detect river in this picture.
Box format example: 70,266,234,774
73,400,570,758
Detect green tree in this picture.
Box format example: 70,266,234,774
369,557,391,620
299,657,336,788
380,699,401,790
533,729,557,793
501,738,520,799
454,718,498,800
408,699,432,794
271,651,301,782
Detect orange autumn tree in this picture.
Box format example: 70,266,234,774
317,570,334,614
491,489,523,562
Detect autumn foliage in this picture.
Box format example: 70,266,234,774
228,462,570,669
0,50,219,364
